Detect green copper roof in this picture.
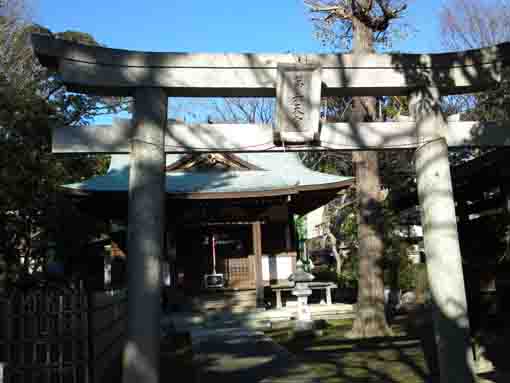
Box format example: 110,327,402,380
64,153,353,195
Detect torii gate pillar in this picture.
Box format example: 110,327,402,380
412,88,476,382
123,88,167,383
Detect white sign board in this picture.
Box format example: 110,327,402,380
275,63,322,145
262,255,293,281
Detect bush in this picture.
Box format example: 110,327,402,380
398,257,419,292
311,266,337,282
414,263,429,303
311,266,358,291
337,270,358,290
383,241,424,292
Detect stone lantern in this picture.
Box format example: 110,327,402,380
288,260,315,332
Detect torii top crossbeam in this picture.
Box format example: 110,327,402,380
32,33,509,97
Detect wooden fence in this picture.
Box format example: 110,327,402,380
0,285,127,383
88,289,127,383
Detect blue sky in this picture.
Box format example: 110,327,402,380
36,0,447,54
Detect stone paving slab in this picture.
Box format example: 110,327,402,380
168,303,354,333
191,327,320,383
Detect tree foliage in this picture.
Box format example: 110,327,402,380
0,1,125,292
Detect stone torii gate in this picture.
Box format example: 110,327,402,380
32,34,510,383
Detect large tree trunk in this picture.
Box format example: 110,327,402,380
348,9,392,338
349,151,392,337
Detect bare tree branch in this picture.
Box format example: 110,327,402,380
440,0,510,50
304,0,354,21
375,0,407,19
304,0,410,49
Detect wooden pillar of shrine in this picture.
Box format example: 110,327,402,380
252,221,264,307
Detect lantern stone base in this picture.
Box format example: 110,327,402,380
293,288,314,333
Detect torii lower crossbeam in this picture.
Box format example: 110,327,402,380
52,119,510,154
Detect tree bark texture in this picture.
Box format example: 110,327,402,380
350,151,392,337
349,6,392,338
